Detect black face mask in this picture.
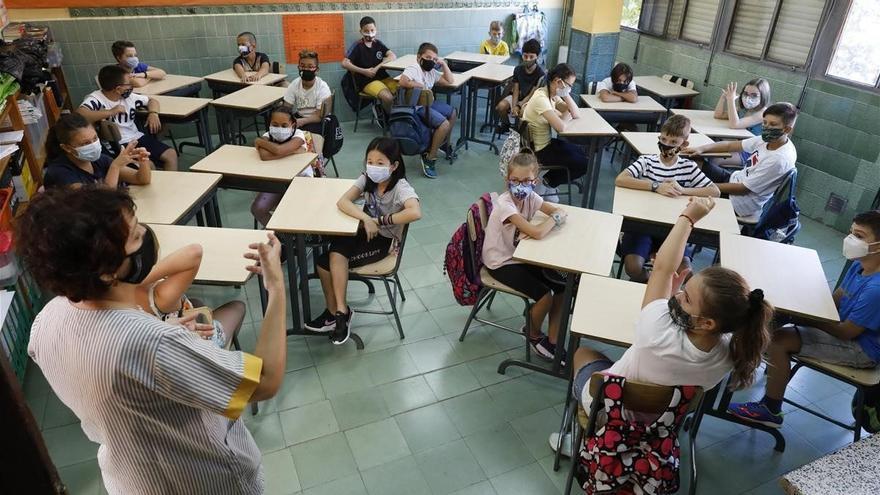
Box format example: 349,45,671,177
667,297,693,329
657,141,679,158
612,82,629,92
419,58,437,72
299,69,317,82
120,88,133,99
119,225,158,285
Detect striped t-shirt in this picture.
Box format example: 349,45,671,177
625,154,713,189
28,297,264,495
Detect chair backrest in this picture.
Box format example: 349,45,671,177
583,80,600,95
42,86,61,127
588,372,704,416
465,195,492,279
752,168,799,242
390,224,410,272
272,61,280,74
662,74,694,89
516,120,536,151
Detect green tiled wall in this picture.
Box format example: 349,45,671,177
617,30,880,231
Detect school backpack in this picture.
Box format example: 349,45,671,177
753,170,800,243
388,88,431,156
444,193,495,306
580,375,699,495
340,71,370,112
320,113,344,158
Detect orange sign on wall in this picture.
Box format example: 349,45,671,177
282,13,345,65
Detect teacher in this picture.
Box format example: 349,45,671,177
16,187,287,494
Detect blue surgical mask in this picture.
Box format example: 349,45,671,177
125,56,140,69
508,181,534,200
74,140,103,162
366,164,391,183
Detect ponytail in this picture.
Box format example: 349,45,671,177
699,267,773,390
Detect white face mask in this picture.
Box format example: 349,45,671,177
238,45,250,55
843,234,880,260
74,140,103,162
741,94,761,110
268,126,293,142
366,164,392,183
556,84,571,99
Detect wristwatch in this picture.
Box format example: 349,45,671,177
651,181,660,192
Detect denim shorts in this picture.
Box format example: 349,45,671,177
572,358,615,403
417,101,455,128
796,325,877,368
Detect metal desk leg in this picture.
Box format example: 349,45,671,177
703,378,787,452
588,140,605,210
581,138,601,209
282,234,303,332
210,194,223,228
455,84,469,151
199,106,214,154
295,233,312,325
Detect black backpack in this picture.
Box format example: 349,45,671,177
754,170,800,243
388,88,431,156
340,72,370,113
320,113,344,158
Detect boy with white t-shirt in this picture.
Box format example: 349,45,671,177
77,65,178,171
597,62,638,103
283,49,332,135
682,102,798,219
399,42,457,179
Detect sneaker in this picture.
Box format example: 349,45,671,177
532,336,556,361
548,432,573,458
331,308,352,345
727,401,783,428
304,309,335,332
440,142,456,161
421,154,438,179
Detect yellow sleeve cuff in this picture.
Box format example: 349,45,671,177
223,353,263,420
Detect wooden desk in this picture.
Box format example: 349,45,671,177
581,94,667,113
380,54,418,71
148,95,215,154
621,132,731,158
500,206,624,378
633,76,699,110
445,51,510,65
781,434,880,495
557,109,618,209
149,224,270,285
455,63,516,154
671,109,756,140
203,69,287,87
571,274,645,347
137,74,204,96
210,85,286,145
612,187,740,245
129,170,222,226
189,144,315,193
464,63,515,84
719,233,839,322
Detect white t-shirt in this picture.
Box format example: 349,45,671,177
402,64,441,90
354,175,419,241
261,129,313,176
729,136,797,217
482,191,544,270
597,77,637,93
80,90,150,144
595,299,733,406
283,77,331,117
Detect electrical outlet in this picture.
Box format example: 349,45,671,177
825,192,848,214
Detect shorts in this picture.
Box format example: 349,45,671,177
488,263,565,302
619,233,695,260
795,325,877,368
316,228,393,270
126,133,172,164
361,78,399,99
572,358,615,404
417,101,455,129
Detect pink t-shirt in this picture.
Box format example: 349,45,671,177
482,191,544,270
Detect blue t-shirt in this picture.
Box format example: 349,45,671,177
132,62,149,74
838,261,880,361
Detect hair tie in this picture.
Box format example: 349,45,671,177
748,289,764,308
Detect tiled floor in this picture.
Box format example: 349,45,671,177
20,118,865,495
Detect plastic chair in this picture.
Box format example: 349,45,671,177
349,225,410,340
516,121,574,205
353,92,377,133
320,90,340,177
661,74,695,109
555,372,705,495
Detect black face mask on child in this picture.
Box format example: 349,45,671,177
612,82,630,92
419,58,437,72
657,141,679,158
667,297,694,330
119,225,159,285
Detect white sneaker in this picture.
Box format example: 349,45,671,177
548,432,573,458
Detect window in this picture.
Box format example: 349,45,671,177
621,0,722,45
621,0,643,30
726,0,826,68
679,0,723,45
621,0,674,37
826,0,880,87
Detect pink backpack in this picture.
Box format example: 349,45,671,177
443,193,494,306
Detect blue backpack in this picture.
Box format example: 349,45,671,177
754,170,800,243
389,88,431,156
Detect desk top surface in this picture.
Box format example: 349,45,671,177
204,69,287,86
210,84,286,111
621,132,732,157
570,274,644,346
149,95,212,117
380,54,418,71
581,94,667,113
612,187,741,235
189,144,315,182
129,170,221,225
464,63,515,83
445,51,510,65
266,177,360,235
557,108,618,137
137,74,204,96
634,76,700,98
671,109,757,139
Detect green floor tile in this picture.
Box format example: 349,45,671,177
489,462,560,495
43,393,80,430
465,423,535,478
42,424,99,468
275,367,326,412
302,473,367,495
262,449,301,495
450,480,498,495
290,432,359,490
466,352,526,388
441,389,507,437
360,346,421,385
345,418,412,471
380,376,438,416
56,459,102,495
425,363,483,400
330,388,391,431
395,402,462,454
405,336,467,374
397,311,446,342
279,400,340,446
247,412,287,454
414,439,487,494
510,407,564,460
361,456,432,495
444,325,504,361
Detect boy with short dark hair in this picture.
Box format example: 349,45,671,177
77,65,178,171
341,16,398,115
111,40,166,88
729,210,880,429
598,62,638,103
283,49,333,135
233,31,271,83
495,38,544,134
615,114,720,282
682,102,798,220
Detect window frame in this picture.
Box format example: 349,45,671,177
809,0,880,92
675,0,725,47
619,0,675,40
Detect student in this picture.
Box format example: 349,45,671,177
342,16,398,115
111,40,166,88
78,65,178,171
550,198,772,456
43,113,151,189
615,114,720,283
729,210,880,428
484,150,568,360
682,102,797,220
399,42,456,179
283,49,333,135
495,38,544,134
234,31,271,83
305,137,421,345
597,62,638,103
251,104,323,227
134,239,246,350
480,20,510,56
712,78,771,168
522,63,586,191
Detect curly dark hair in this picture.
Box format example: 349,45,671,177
14,187,136,302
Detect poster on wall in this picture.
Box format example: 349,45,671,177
282,13,345,65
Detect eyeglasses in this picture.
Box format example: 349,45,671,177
508,178,537,186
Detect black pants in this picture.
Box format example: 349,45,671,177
488,263,565,301
535,139,588,188
316,228,392,270
703,160,733,184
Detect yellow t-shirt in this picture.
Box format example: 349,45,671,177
523,87,557,151
479,40,510,56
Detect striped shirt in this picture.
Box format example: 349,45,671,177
28,297,264,495
625,154,713,189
